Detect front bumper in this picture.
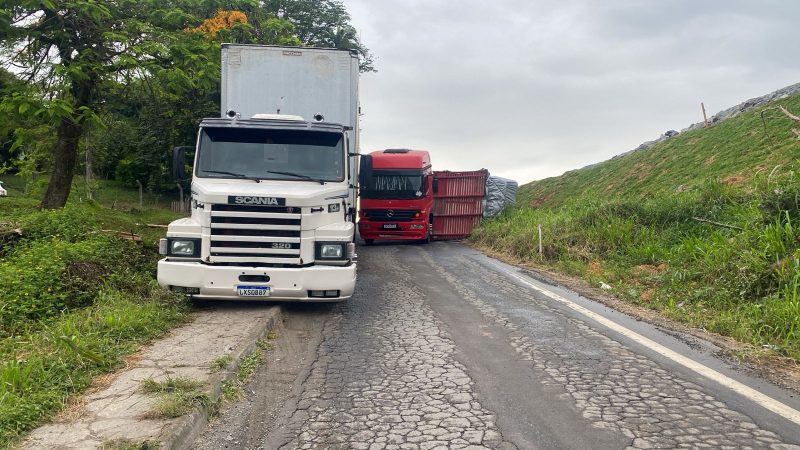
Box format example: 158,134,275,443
157,259,356,301
358,220,428,241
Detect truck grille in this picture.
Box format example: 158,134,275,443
209,203,302,265
363,209,419,222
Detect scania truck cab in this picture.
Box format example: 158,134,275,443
157,45,359,301
357,149,435,244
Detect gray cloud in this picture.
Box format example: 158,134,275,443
345,0,800,183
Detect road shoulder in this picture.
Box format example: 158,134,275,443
468,242,800,394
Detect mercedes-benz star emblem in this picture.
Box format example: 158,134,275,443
387,210,394,218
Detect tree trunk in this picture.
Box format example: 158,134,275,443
41,74,94,209
41,115,83,209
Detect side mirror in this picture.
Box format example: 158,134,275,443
432,178,439,194
358,154,372,188
172,146,191,181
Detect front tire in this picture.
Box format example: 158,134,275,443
421,218,433,244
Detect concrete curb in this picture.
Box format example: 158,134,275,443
162,305,282,450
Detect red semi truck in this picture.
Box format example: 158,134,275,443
357,149,436,245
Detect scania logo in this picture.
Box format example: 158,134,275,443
387,210,394,218
228,196,285,206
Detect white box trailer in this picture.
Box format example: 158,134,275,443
157,45,360,302
222,45,359,130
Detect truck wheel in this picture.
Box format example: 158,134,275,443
422,219,433,244
364,239,374,245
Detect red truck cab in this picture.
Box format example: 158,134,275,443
358,149,436,245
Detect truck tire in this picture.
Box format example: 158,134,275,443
422,217,433,244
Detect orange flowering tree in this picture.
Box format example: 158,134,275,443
187,10,249,39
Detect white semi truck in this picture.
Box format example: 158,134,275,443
157,44,359,301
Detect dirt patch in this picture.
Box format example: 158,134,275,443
634,263,667,276
529,195,551,209
587,261,604,277
640,288,655,302
469,243,800,394
635,163,653,181
66,261,108,281
723,175,747,186
703,155,716,167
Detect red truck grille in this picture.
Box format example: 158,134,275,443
363,209,418,222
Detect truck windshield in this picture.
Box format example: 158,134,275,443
361,171,425,200
196,128,345,182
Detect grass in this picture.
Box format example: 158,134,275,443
101,439,160,450
141,377,208,419
221,336,276,401
210,355,233,372
0,178,189,447
472,92,800,360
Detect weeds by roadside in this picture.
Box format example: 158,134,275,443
101,438,160,450
141,377,208,419
210,355,233,372
220,336,276,402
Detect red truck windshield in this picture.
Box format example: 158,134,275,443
361,171,425,200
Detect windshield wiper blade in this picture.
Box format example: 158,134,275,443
264,170,326,185
202,170,261,182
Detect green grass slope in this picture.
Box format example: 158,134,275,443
520,92,800,208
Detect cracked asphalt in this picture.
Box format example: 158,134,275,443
196,242,800,449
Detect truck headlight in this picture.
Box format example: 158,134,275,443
167,238,201,257
316,242,345,259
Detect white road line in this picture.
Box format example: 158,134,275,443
487,259,800,426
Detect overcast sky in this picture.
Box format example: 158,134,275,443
343,0,800,184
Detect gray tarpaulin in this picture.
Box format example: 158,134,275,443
484,175,518,217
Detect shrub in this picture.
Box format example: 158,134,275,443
18,205,98,243
0,236,143,336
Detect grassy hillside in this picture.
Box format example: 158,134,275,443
0,177,188,446
520,92,800,208
472,90,800,360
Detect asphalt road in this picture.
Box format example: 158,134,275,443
196,242,800,449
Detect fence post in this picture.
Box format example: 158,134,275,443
538,224,543,260
136,180,143,208
701,102,709,127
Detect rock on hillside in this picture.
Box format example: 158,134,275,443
606,82,800,162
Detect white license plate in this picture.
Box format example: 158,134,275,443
236,286,270,297
382,224,398,229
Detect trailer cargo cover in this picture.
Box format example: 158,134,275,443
432,170,488,240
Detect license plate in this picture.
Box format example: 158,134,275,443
382,224,398,229
236,285,270,297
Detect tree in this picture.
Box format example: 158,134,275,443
262,0,375,72
0,1,181,207
0,1,373,206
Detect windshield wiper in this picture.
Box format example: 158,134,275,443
264,170,326,185
201,170,262,183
